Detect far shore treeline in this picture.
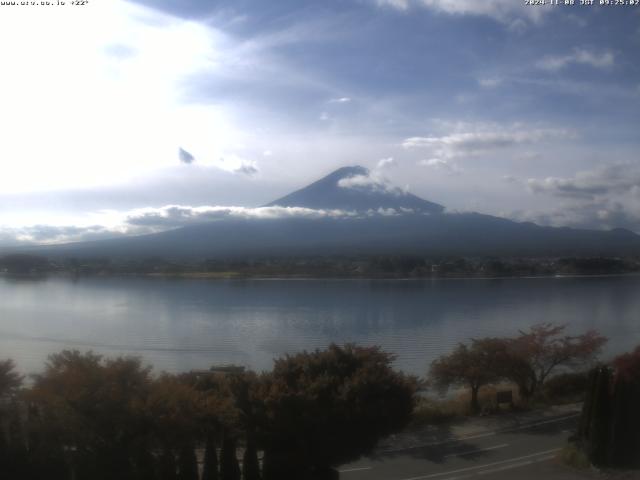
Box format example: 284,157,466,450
0,325,638,479
2,253,640,278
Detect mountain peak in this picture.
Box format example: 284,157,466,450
266,165,444,214
327,165,370,179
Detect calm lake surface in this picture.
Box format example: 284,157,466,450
1,275,639,376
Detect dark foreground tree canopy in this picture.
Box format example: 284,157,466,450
0,344,417,480
2,329,635,479
575,345,640,469
259,345,417,476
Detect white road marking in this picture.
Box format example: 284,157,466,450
477,454,556,475
443,443,509,459
399,448,562,480
379,413,579,454
339,466,372,473
436,455,557,480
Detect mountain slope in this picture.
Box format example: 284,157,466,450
266,166,444,214
36,212,640,260
26,166,640,259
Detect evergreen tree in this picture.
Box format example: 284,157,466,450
158,448,178,480
220,430,241,480
202,435,219,480
242,434,261,480
177,444,199,480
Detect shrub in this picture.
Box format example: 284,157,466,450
542,372,589,403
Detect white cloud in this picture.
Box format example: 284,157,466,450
216,156,259,176
375,0,410,10
375,0,550,24
0,205,360,245
377,157,397,169
126,205,354,227
509,200,640,233
536,49,615,71
507,18,528,34
329,97,352,103
337,171,403,195
521,163,640,232
418,158,461,174
338,174,381,189
373,207,400,217
0,0,295,195
478,77,502,88
0,1,223,193
527,163,640,200
566,14,589,28
0,225,127,246
502,174,520,184
403,124,572,161
419,158,446,167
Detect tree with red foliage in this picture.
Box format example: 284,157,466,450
613,345,640,384
503,323,607,400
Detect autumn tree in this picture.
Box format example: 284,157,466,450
259,344,417,480
223,372,262,480
28,350,154,480
219,429,241,480
429,338,504,413
178,369,240,480
502,324,607,400
0,359,26,478
613,345,640,383
201,435,219,480
0,359,22,398
146,373,205,480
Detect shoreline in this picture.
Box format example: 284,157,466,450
3,270,640,282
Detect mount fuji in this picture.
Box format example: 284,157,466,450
28,165,640,259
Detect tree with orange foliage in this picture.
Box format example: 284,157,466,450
429,339,504,413
28,350,154,480
259,344,417,480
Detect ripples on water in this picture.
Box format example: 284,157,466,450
1,275,639,376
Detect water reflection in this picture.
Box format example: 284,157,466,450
0,275,638,375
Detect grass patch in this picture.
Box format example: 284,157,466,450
411,397,465,426
412,383,528,426
412,377,587,427
560,444,591,470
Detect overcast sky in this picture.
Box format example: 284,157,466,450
0,0,639,245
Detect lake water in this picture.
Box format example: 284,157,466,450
1,275,639,376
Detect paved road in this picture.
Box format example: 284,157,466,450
338,412,588,480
